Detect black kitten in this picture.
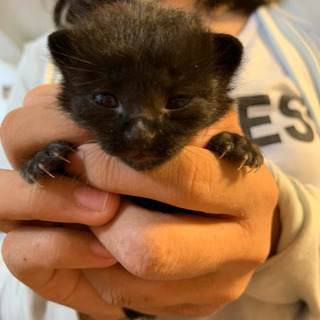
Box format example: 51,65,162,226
20,1,263,318
21,0,262,185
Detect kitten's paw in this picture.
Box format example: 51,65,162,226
207,132,263,171
20,141,74,184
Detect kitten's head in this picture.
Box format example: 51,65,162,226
49,1,243,170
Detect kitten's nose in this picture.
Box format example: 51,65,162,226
124,118,156,146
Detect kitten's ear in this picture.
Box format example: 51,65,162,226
211,33,243,85
48,30,78,75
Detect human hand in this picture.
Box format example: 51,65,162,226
0,85,125,320
1,84,279,319
63,140,278,317
0,84,121,232
0,174,125,320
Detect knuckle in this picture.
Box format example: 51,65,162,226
253,250,269,267
96,271,155,309
124,239,162,279
1,233,13,263
1,231,31,279
101,282,133,307
0,108,27,168
22,85,59,107
1,109,20,149
224,287,244,304
1,108,19,130
193,273,249,307
22,86,42,106
219,280,249,306
123,229,177,280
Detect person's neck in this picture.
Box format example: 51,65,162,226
201,5,250,36
160,1,250,37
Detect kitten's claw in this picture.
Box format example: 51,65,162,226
247,161,260,173
219,145,231,159
38,163,56,179
237,154,249,171
207,131,263,171
28,174,44,188
20,141,75,185
53,152,71,163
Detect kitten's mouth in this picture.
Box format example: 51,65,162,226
123,150,164,170
126,150,154,162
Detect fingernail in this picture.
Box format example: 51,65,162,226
90,238,115,258
74,186,109,211
76,149,85,160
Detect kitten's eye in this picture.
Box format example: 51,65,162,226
94,93,118,108
166,96,192,110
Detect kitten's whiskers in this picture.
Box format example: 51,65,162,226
63,66,103,73
73,79,105,86
50,50,97,66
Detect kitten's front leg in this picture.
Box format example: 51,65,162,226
20,141,74,184
207,132,264,171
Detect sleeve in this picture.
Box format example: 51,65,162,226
245,160,320,317
8,33,51,110
0,33,52,170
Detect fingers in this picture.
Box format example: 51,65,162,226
22,83,61,106
2,227,116,276
90,199,269,281
1,224,251,319
1,226,123,318
67,143,278,217
83,262,252,318
84,263,250,307
0,169,121,232
0,84,92,169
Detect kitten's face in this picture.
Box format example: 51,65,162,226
60,61,225,170
49,1,242,170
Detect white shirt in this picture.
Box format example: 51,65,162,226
235,14,320,187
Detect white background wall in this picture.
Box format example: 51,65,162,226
0,0,55,116
0,0,55,65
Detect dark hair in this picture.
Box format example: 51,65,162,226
54,0,276,27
